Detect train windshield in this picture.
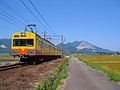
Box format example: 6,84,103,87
13,39,34,46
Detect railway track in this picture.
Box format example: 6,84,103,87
0,58,57,71
0,62,25,71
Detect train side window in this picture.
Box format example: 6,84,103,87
44,43,46,48
47,44,49,49
49,45,51,50
40,41,43,48
43,42,45,48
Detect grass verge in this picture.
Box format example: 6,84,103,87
37,58,69,90
0,53,19,60
80,59,120,81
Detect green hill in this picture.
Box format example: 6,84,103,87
0,39,11,53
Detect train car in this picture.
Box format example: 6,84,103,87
11,31,62,63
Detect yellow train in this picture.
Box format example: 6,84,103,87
11,31,62,63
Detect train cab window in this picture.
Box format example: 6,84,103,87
27,39,34,46
20,39,26,46
13,39,34,46
13,39,19,46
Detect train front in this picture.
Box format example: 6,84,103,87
11,32,36,62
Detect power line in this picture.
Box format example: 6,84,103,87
20,0,54,35
0,16,22,28
20,0,43,26
0,0,30,23
28,0,56,35
0,11,23,26
0,0,9,8
0,8,25,25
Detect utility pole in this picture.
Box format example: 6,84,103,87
61,35,64,44
43,30,47,39
61,35,64,58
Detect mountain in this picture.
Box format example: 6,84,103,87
0,39,11,53
58,41,113,54
0,39,113,54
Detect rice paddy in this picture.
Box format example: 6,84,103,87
77,55,120,81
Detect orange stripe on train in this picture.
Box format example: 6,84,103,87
18,49,28,54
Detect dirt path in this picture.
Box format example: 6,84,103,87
59,57,120,90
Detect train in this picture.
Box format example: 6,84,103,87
11,31,62,63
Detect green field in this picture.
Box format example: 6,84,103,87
0,53,19,60
77,55,120,81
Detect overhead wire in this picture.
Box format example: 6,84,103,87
0,8,25,25
20,0,54,35
0,0,56,37
0,0,30,23
0,16,22,28
28,0,56,35
0,11,24,26
0,0,8,8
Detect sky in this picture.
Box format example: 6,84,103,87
0,0,120,51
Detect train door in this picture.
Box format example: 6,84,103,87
40,41,43,54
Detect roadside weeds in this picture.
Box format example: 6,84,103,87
37,58,69,90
